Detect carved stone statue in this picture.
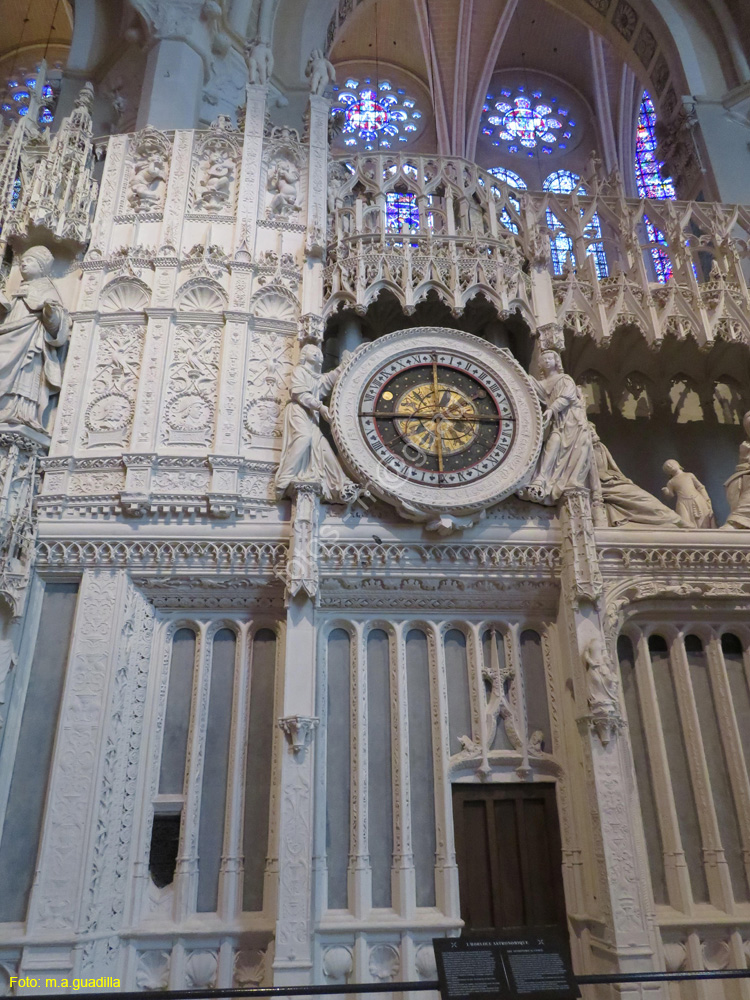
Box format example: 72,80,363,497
275,344,358,503
590,426,685,527
724,411,750,528
0,247,69,435
305,49,335,96
583,636,621,723
245,38,274,85
198,148,234,210
662,459,716,528
518,350,593,505
128,147,167,213
267,159,300,215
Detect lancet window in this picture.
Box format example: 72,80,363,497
543,171,608,279
488,167,526,234
635,91,676,283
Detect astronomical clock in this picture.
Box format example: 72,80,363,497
330,327,544,521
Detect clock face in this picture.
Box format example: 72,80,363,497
359,353,516,486
330,327,543,519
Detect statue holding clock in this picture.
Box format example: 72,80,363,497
273,325,683,531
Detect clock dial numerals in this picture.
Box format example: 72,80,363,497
359,352,516,486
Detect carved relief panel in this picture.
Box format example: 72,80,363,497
123,126,172,218
243,332,296,443
262,127,306,221
190,122,241,218
162,324,222,446
83,324,147,447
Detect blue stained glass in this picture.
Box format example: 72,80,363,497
488,167,527,189
481,87,576,151
635,91,677,282
643,215,672,282
332,81,422,149
543,170,582,194
547,210,575,273
386,191,419,231
18,107,28,116
544,171,609,278
635,92,676,200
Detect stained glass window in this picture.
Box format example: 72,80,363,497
0,66,60,125
543,171,608,279
487,167,527,190
488,167,526,234
386,192,419,231
635,91,676,282
331,78,424,150
482,87,575,156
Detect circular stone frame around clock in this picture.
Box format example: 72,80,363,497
330,327,544,519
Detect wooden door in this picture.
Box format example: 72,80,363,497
452,783,567,933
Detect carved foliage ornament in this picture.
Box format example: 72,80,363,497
330,327,543,520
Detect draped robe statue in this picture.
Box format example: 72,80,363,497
519,350,593,505
590,426,685,527
275,344,357,502
0,246,69,435
724,411,750,528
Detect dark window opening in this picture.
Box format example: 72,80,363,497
149,814,181,888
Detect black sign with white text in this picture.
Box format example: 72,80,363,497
433,929,579,1000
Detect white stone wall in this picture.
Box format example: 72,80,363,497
1,78,750,1000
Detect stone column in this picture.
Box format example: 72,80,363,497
556,489,665,996
484,319,510,350
131,0,212,131
339,315,363,357
273,485,321,985
299,93,331,343
692,96,750,204
20,572,152,983
137,39,204,130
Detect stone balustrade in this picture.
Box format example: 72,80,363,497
327,152,750,349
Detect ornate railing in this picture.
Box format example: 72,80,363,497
327,152,750,347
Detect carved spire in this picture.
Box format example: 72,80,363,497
3,81,99,251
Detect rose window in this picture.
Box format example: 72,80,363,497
481,87,576,156
331,78,424,150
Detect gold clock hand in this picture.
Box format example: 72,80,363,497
429,359,444,472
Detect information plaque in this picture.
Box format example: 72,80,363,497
433,928,579,1000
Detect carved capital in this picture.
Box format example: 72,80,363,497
537,322,566,352
278,715,319,756
576,713,625,746
298,312,324,343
